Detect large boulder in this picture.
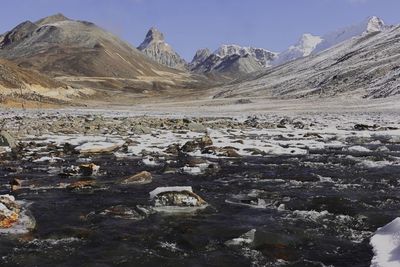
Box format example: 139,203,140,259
149,186,208,213
0,195,20,228
0,131,16,149
0,194,35,234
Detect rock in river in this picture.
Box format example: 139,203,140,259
149,186,208,213
121,171,153,185
0,194,35,234
79,163,100,176
226,228,300,261
0,195,19,228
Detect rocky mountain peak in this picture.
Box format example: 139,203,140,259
35,13,70,26
148,27,165,41
138,27,165,50
137,27,186,70
214,44,277,68
191,48,211,65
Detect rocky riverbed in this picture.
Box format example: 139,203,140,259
0,110,400,266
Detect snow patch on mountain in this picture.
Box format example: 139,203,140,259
273,33,322,65
313,16,387,54
215,44,277,67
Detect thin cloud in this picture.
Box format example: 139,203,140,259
347,0,369,4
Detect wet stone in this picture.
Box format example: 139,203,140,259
79,163,100,176
121,171,153,185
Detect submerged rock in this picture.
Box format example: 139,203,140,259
121,171,152,185
10,178,22,192
225,229,256,246
67,180,96,191
225,195,269,209
79,163,100,176
226,229,300,261
99,205,148,221
149,186,208,213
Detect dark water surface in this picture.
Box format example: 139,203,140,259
1,138,400,267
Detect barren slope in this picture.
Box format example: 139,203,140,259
214,26,400,99
0,14,211,93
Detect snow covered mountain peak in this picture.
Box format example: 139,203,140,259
214,44,277,67
313,16,386,54
365,16,385,33
295,33,323,56
215,44,247,57
272,33,322,66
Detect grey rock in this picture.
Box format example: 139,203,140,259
0,131,16,148
187,122,207,133
131,125,152,135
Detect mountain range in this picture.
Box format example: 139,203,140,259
135,16,388,77
0,14,210,96
0,13,397,106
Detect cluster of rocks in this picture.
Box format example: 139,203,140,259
354,123,398,131
86,186,208,222
0,113,326,139
1,111,399,238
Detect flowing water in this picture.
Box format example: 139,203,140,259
1,132,400,266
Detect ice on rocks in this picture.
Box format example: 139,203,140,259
149,186,208,213
371,218,400,267
75,141,124,153
149,186,193,199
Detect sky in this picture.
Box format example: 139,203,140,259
1,0,399,60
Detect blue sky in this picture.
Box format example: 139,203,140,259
1,0,399,60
